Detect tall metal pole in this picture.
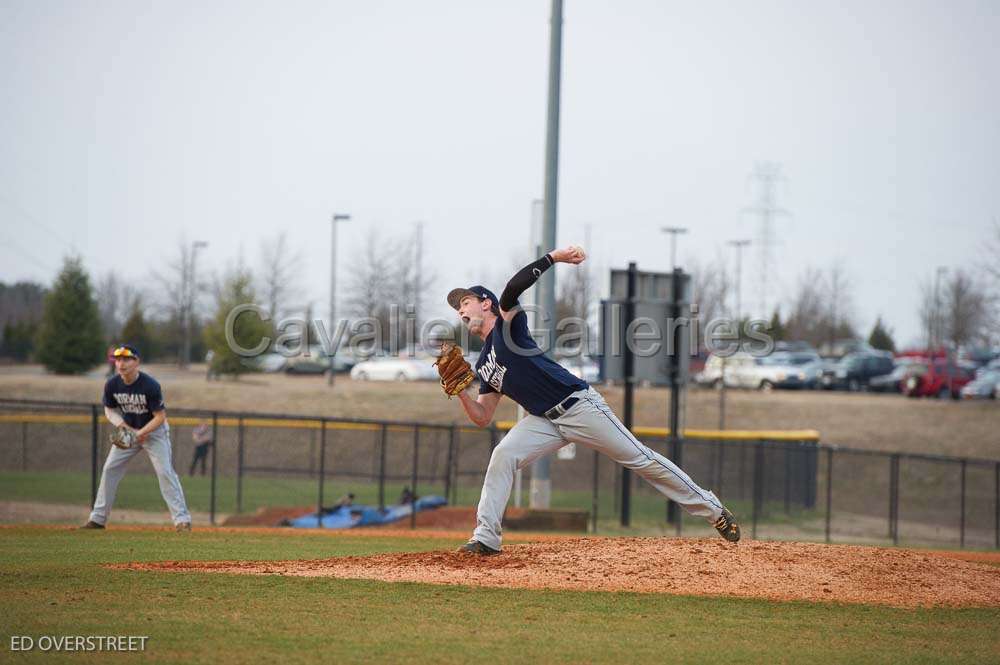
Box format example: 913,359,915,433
727,240,751,329
933,266,947,352
661,227,688,271
531,0,563,510
721,240,749,430
329,213,351,386
620,262,637,526
414,221,424,343
183,241,208,368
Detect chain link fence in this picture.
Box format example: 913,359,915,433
1,398,997,549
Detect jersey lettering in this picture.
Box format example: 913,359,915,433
478,347,507,392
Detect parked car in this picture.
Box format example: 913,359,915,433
902,361,974,399
746,351,823,390
821,352,894,391
565,358,601,384
284,346,356,375
350,356,439,382
245,352,288,373
975,358,1000,379
868,359,925,393
960,370,1000,400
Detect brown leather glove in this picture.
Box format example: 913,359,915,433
110,426,139,450
433,343,475,397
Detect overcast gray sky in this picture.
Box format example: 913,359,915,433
2,0,997,347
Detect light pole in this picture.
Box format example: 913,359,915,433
184,240,208,369
719,240,750,430
329,213,351,386
932,266,947,353
727,240,751,328
661,227,688,271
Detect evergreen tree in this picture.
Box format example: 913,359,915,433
1,321,38,360
868,316,896,352
767,309,786,341
202,264,270,377
36,257,104,374
120,302,156,361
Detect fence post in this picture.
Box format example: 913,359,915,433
889,454,900,545
444,424,456,503
378,424,387,510
591,450,599,534
825,447,833,544
751,442,763,539
411,426,420,529
21,421,28,472
317,419,326,529
236,416,244,514
210,412,218,526
674,438,684,536
90,405,99,507
994,462,999,550
451,426,462,506
960,459,967,549
783,444,792,515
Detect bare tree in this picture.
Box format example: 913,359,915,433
983,218,1000,284
95,271,145,343
154,239,210,366
784,264,856,349
941,269,994,348
393,223,436,339
687,252,730,329
824,262,856,348
344,229,396,353
258,232,303,322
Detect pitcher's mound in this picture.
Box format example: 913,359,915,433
119,537,1000,608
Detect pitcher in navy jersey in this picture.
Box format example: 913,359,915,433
80,344,192,531
446,246,741,554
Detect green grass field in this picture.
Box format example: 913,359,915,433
1,470,803,538
1,526,998,664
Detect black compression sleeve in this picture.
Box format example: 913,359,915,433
499,254,555,311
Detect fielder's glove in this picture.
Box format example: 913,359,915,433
433,343,476,397
110,426,139,450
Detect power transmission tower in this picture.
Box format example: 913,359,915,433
742,163,789,319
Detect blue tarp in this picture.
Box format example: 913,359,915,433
286,495,448,529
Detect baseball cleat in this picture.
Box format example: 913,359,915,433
714,509,741,543
175,522,192,533
457,539,500,555
79,521,105,530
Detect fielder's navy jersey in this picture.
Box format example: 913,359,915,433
476,310,588,416
103,372,165,429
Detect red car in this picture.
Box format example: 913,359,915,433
902,361,974,399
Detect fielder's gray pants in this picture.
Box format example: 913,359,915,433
89,424,192,526
473,387,724,550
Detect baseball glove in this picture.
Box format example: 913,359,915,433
109,426,139,450
433,343,475,397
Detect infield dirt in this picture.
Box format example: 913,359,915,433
116,537,1000,609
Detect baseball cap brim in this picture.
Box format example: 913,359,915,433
447,288,480,311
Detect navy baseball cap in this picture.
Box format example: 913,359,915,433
447,285,500,315
112,344,141,359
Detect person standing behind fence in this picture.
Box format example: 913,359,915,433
80,344,192,532
189,419,213,476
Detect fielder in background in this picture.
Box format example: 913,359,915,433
439,245,741,555
80,344,192,532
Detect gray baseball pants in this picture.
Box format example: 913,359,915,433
472,387,724,550
89,423,191,526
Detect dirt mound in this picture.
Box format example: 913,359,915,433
115,537,1000,608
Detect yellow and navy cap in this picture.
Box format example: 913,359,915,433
112,344,141,359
